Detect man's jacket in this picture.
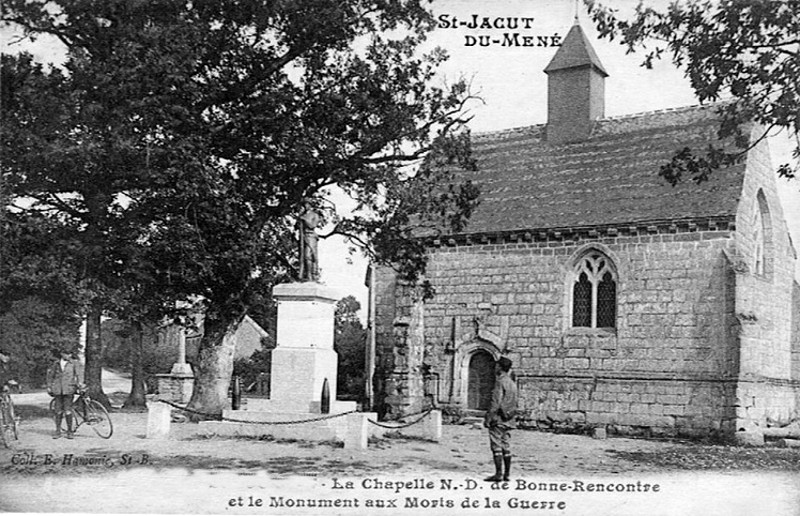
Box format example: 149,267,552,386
47,359,82,396
485,372,518,427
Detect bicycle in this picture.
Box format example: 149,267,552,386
0,380,20,448
49,390,113,439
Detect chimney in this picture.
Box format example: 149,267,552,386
544,22,608,144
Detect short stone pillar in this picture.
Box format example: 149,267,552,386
146,402,172,439
344,413,369,450
423,410,442,442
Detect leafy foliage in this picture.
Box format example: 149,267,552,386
0,297,81,388
334,296,368,400
586,0,800,183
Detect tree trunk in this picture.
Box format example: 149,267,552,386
84,303,110,408
122,320,147,410
185,317,237,420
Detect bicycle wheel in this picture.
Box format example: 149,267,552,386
83,400,113,438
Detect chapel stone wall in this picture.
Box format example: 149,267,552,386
793,283,800,412
732,135,799,429
375,229,741,437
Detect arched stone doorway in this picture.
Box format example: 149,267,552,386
467,350,496,410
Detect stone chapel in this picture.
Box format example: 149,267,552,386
369,22,800,439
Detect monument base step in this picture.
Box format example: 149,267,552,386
198,420,339,442
244,398,357,414
198,410,379,443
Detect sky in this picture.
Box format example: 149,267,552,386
3,0,799,314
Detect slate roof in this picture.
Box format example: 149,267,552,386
544,23,608,77
456,103,746,235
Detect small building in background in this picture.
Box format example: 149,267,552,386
183,315,272,364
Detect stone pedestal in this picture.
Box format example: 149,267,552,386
156,371,194,404
269,347,338,412
268,282,340,413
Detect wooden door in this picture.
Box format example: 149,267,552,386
467,351,495,410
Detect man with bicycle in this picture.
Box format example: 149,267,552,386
46,347,84,439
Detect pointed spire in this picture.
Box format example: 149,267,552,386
544,23,608,77
543,21,608,144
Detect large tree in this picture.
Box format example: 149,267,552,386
2,0,478,416
586,0,800,183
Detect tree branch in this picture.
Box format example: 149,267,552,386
1,16,84,50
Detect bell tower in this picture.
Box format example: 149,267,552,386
544,21,608,144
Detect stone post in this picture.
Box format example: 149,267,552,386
344,413,369,450
146,402,172,439
423,410,442,442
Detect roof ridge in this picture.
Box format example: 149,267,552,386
472,101,728,141
472,124,544,141
599,101,724,122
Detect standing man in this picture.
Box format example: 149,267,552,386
46,348,83,439
483,356,518,482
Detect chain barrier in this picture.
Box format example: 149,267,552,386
158,399,439,429
158,399,222,420
157,399,356,425
223,410,358,425
367,405,435,430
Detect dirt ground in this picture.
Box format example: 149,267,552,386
1,373,799,515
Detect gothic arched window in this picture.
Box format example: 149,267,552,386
572,251,617,329
753,207,764,275
752,190,772,277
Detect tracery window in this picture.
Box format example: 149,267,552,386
753,207,764,275
572,251,617,328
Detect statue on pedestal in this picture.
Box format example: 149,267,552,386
298,206,321,282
